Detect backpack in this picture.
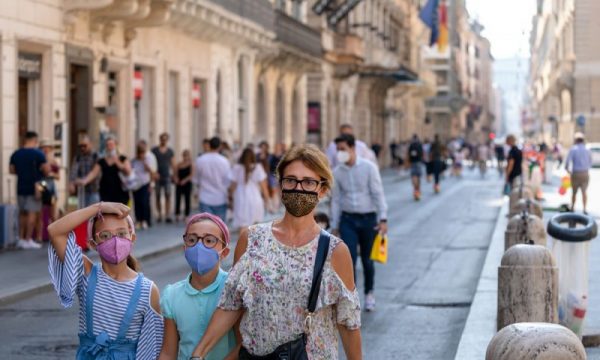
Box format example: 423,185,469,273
408,142,423,162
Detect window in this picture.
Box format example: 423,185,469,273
277,0,286,11
292,0,301,20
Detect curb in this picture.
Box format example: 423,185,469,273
454,197,508,360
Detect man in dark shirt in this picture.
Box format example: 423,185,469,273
407,134,424,200
505,134,523,187
151,132,175,223
9,131,48,249
68,133,100,207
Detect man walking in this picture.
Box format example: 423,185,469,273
152,132,175,223
407,134,424,200
9,131,48,249
326,123,377,168
565,132,592,214
505,134,523,189
194,136,231,221
68,132,100,207
430,134,445,193
331,134,388,312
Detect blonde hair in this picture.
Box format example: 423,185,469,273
276,144,333,192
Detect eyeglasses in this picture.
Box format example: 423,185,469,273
183,233,225,248
94,228,132,243
280,177,325,192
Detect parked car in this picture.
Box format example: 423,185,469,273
587,143,600,167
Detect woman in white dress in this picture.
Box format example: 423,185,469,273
229,148,270,230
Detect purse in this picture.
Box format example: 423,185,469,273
239,230,331,360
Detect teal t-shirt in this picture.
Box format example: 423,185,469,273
161,269,236,360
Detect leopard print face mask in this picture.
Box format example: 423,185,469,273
281,189,319,217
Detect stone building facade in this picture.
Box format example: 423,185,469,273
529,0,600,145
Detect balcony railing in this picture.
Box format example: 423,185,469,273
207,0,274,32
275,10,322,58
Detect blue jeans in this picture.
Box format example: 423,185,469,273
133,184,151,224
83,192,100,208
199,202,227,222
339,212,377,294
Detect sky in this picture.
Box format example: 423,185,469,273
466,0,537,59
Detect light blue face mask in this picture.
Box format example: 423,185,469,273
184,243,220,275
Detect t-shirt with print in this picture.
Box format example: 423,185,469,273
10,148,47,195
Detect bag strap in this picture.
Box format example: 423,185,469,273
307,230,331,313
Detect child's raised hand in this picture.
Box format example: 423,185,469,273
99,202,130,218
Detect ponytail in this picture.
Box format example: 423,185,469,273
127,254,140,272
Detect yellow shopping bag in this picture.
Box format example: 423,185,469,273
370,233,388,264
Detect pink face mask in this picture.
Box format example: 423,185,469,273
96,237,132,264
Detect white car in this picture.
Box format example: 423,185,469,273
587,143,600,167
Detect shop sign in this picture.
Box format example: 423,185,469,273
18,53,42,79
307,102,321,132
133,70,143,100
192,82,201,108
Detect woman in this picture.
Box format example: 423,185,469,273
39,139,60,241
229,148,270,230
78,136,132,205
175,149,194,222
256,141,275,212
191,144,362,359
131,142,154,230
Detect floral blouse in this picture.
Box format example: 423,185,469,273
218,222,361,359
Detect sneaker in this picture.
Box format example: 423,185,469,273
142,221,149,230
434,185,441,194
365,293,376,312
166,217,173,224
17,239,41,249
29,240,42,249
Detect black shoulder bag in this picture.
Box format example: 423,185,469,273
239,230,331,360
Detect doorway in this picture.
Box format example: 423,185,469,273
68,64,91,160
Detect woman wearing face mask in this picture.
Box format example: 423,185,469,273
77,136,132,205
159,213,237,360
47,202,163,359
191,144,362,360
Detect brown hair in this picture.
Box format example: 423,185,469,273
276,144,333,192
238,148,256,183
90,214,140,272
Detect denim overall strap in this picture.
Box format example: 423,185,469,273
115,273,144,341
85,264,99,337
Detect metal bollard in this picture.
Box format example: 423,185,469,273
509,198,543,219
486,322,586,360
497,244,558,330
505,212,546,251
508,185,534,214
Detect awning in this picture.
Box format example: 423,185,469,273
360,65,420,83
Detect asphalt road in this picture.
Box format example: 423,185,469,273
0,167,503,360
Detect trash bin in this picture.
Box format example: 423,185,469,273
547,213,598,337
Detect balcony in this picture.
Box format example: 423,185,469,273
275,10,322,59
325,33,364,65
207,0,274,32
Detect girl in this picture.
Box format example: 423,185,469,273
159,213,236,360
48,202,163,359
229,148,270,231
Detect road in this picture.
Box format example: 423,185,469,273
0,167,504,359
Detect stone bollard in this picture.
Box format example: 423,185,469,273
508,185,534,214
509,198,543,219
486,322,586,360
498,244,558,330
505,212,547,251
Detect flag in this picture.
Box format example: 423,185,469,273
437,0,449,52
419,0,440,46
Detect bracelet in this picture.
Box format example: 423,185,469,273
189,357,204,360
96,202,104,220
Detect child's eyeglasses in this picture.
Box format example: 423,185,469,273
94,228,132,243
183,233,225,249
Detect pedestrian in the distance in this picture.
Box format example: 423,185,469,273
69,133,100,207
47,202,163,359
407,134,424,200
9,131,48,249
175,149,194,222
430,134,445,193
152,132,176,223
131,141,156,230
159,213,237,360
191,144,361,359
331,134,388,312
77,136,132,205
256,141,277,213
505,134,523,191
193,136,232,221
229,148,270,231
565,132,592,214
39,139,60,241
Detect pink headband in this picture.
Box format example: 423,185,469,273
87,214,136,241
185,213,230,246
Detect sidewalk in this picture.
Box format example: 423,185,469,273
455,170,600,359
0,169,408,305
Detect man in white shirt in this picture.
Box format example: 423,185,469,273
326,123,377,168
193,136,232,221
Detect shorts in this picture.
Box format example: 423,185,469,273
410,163,423,177
18,195,42,212
571,172,590,192
155,181,172,198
